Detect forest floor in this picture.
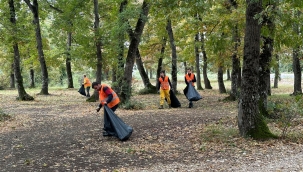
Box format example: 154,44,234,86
1,80,303,172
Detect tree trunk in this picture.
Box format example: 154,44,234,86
94,0,102,83
30,68,35,88
156,37,166,90
292,48,302,95
238,0,275,139
9,0,33,100
10,63,15,88
183,62,187,74
135,48,155,89
273,54,279,88
112,0,127,93
120,0,150,102
201,32,212,89
66,32,73,88
226,69,231,80
195,33,203,90
218,65,226,93
166,18,177,91
230,23,241,99
24,0,49,95
292,10,302,95
259,36,273,111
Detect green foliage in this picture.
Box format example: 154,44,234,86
0,109,11,122
137,85,157,95
267,96,303,138
122,100,145,110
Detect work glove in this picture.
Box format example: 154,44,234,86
96,107,101,112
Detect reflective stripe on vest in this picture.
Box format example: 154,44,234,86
159,76,170,90
185,74,195,86
99,84,120,108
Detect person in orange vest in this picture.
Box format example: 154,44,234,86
185,68,196,108
158,70,172,109
92,82,121,136
83,75,91,97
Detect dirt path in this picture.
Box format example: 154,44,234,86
0,89,303,171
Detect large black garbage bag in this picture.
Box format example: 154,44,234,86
166,90,181,108
78,85,86,96
183,84,202,101
104,105,133,141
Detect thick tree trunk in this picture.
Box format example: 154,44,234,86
30,68,35,88
230,24,241,99
94,0,102,83
201,33,212,89
183,62,187,75
273,54,279,88
10,63,15,89
156,37,166,90
112,0,127,93
238,0,274,139
195,33,203,90
24,0,49,95
9,0,33,100
218,65,226,93
66,32,73,88
135,48,154,89
292,48,302,95
120,1,149,102
166,18,177,91
226,69,231,80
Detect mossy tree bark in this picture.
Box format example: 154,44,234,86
238,0,275,139
120,0,150,103
24,0,49,95
9,0,34,101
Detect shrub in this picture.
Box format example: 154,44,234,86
0,109,11,122
122,100,145,110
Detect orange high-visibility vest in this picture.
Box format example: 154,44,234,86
185,73,195,86
159,76,170,90
99,84,120,108
83,77,91,88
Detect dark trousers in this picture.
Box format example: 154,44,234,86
86,86,90,97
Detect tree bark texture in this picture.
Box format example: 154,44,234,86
120,0,150,102
229,0,241,100
292,48,302,95
201,32,212,89
10,63,15,88
135,49,154,88
94,0,102,83
195,33,203,90
24,0,49,95
218,65,226,93
273,54,279,88
30,68,35,88
9,0,33,100
166,19,177,91
238,0,274,139
226,69,231,80
156,37,166,90
66,32,73,88
259,36,273,110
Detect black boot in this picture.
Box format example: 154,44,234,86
188,102,193,108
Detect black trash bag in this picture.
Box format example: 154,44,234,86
166,90,181,108
183,83,202,101
104,105,133,141
78,85,86,96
